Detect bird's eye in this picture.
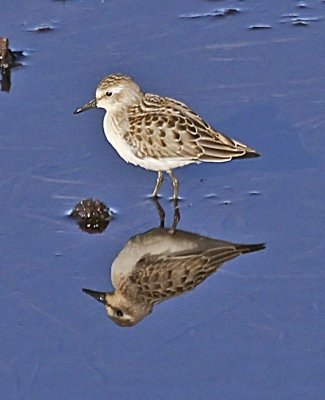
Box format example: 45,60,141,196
116,309,123,317
106,92,112,97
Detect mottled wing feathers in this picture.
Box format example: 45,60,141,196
127,243,263,303
127,111,204,160
126,93,252,161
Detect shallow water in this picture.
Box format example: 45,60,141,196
1,0,325,399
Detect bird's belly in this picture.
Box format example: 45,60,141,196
134,157,194,171
105,137,194,171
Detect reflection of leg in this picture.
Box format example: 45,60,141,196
152,171,163,198
170,197,180,234
152,197,165,228
167,170,179,200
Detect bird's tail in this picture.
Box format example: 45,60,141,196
229,136,261,159
238,149,261,159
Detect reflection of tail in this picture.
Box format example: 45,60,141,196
191,242,265,281
235,242,266,254
178,242,265,287
203,242,265,270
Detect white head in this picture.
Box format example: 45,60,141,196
82,288,153,327
74,73,142,114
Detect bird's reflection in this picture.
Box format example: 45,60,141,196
83,199,265,327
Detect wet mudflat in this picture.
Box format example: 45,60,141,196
1,0,324,399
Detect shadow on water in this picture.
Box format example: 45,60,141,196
81,198,265,327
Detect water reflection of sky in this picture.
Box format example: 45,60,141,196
1,0,324,398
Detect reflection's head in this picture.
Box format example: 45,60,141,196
82,288,152,327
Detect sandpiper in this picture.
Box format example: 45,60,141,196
74,74,260,199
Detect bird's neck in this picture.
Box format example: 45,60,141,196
104,108,129,134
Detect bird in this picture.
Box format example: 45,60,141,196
82,227,265,327
74,73,260,199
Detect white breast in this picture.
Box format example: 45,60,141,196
103,113,140,166
103,112,195,172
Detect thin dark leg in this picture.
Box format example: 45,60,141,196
152,171,163,198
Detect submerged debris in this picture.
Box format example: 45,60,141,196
296,2,310,8
27,23,55,32
292,19,310,25
249,190,262,196
180,7,240,19
280,14,321,26
205,193,218,199
70,198,111,234
281,13,299,18
248,24,272,30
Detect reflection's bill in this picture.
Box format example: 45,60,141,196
83,226,265,327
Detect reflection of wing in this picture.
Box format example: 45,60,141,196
128,242,264,303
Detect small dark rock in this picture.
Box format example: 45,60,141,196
70,198,111,234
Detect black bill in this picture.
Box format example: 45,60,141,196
82,288,107,304
73,98,96,114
